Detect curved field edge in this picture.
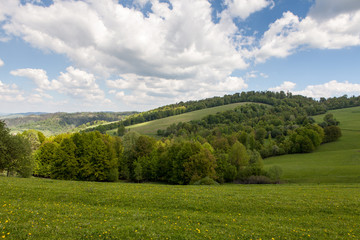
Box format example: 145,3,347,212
0,177,359,239
264,106,360,183
107,102,265,136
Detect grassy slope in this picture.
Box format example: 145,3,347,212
264,106,360,183
0,177,359,239
108,102,257,136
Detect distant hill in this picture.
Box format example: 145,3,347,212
0,112,47,119
4,111,138,136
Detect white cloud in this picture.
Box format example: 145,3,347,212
269,80,360,99
0,58,3,67
0,81,24,102
294,80,360,99
268,81,296,92
10,68,60,90
11,66,109,103
1,0,247,84
309,0,360,20
57,66,108,102
255,9,360,62
225,0,274,20
107,74,247,107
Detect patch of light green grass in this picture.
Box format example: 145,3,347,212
0,177,359,239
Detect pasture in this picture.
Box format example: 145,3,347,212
264,106,360,183
0,177,359,239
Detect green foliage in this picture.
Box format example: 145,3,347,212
323,125,342,143
0,120,33,177
229,141,249,178
35,131,121,182
265,106,360,183
192,176,220,185
267,165,283,182
117,124,126,136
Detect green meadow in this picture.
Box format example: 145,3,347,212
107,102,256,136
264,106,360,183
1,106,360,239
1,177,359,239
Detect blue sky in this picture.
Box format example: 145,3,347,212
1,0,360,113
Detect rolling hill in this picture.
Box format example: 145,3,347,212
264,106,360,183
107,102,261,136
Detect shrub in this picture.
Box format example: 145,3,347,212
268,165,283,183
192,176,219,185
243,175,272,184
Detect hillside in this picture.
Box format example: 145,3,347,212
264,106,360,183
3,111,137,136
108,102,258,136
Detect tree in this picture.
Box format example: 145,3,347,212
184,148,217,184
133,160,143,182
229,141,249,179
0,121,33,177
323,125,342,143
51,138,78,180
117,124,126,136
34,141,58,177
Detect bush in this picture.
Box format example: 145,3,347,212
192,176,219,185
243,175,272,184
268,165,283,182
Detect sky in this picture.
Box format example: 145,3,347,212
1,0,360,113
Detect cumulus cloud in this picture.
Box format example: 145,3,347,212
225,0,274,19
1,0,247,81
268,81,296,92
0,58,3,67
309,0,360,20
294,80,360,99
11,66,109,103
10,68,61,90
255,8,360,62
107,74,247,107
269,80,360,99
57,67,109,102
0,81,24,102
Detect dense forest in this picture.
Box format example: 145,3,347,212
1,91,351,184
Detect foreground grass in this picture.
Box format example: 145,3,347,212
1,177,359,239
264,106,360,183
107,102,259,136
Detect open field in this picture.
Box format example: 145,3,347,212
107,102,260,136
264,106,360,183
1,177,359,239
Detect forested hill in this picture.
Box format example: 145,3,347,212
3,111,137,136
85,91,360,133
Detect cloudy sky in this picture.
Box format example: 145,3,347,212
1,0,360,113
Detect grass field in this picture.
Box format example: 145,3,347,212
1,177,359,239
107,102,258,136
264,106,360,183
